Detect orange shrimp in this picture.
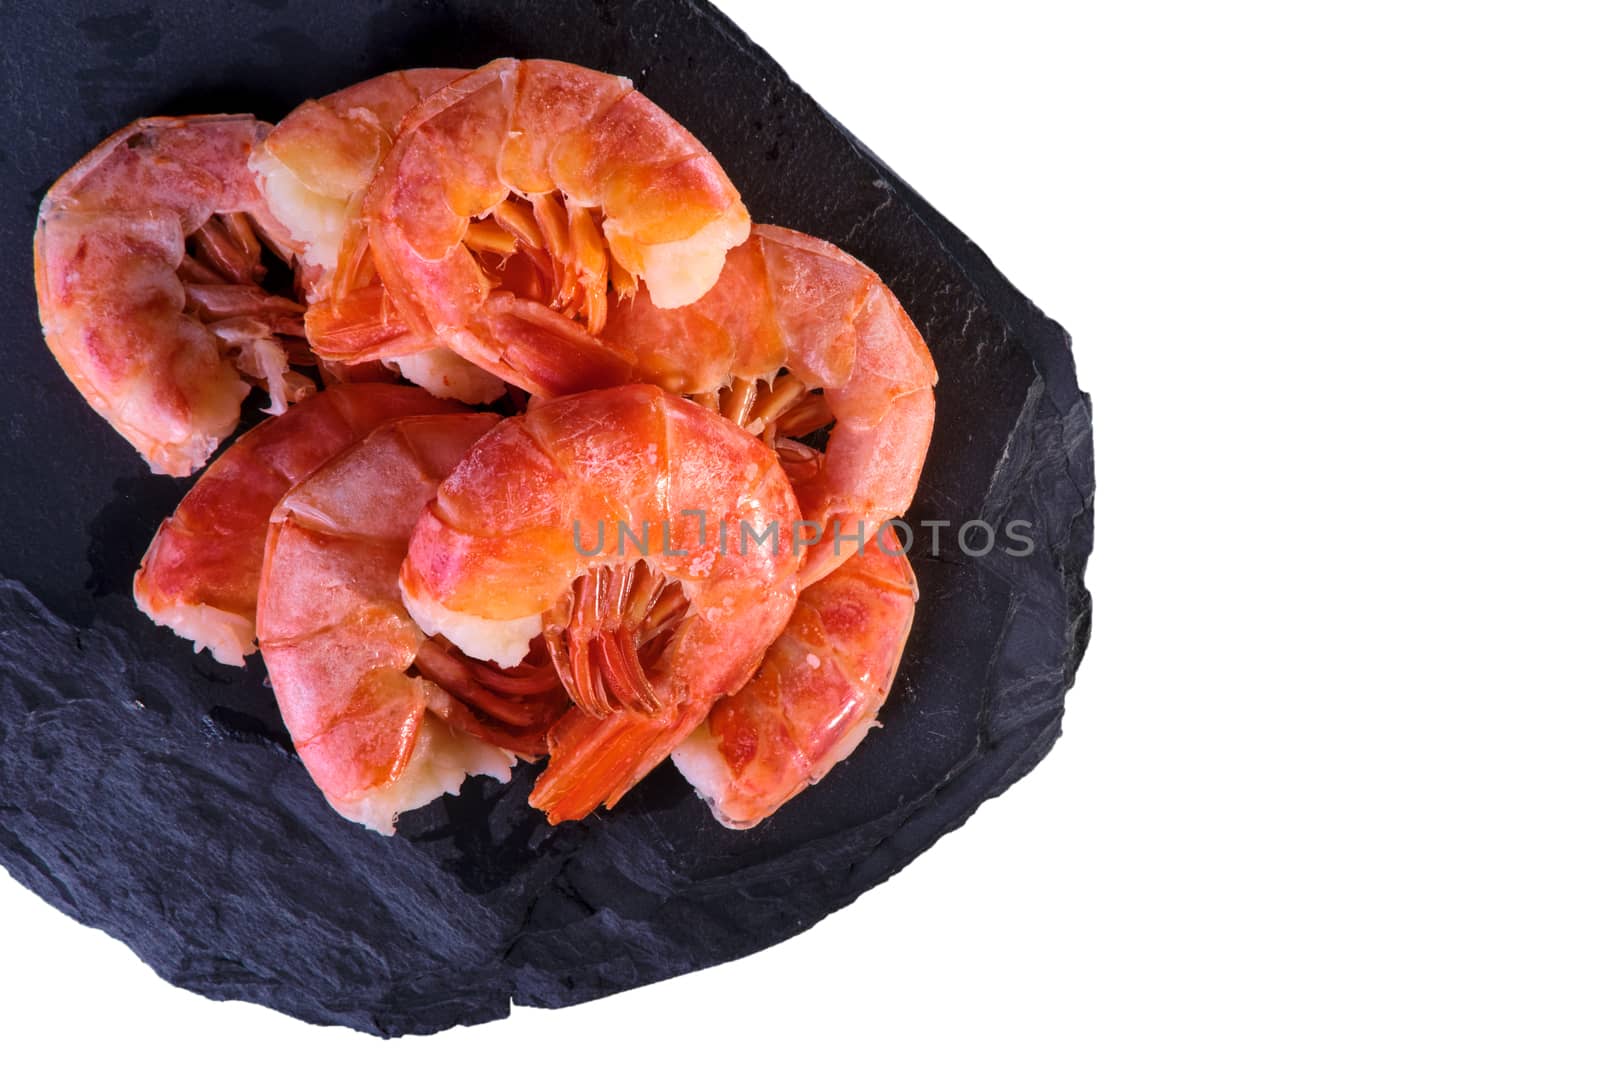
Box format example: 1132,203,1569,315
600,225,937,587
34,115,311,475
133,384,462,666
399,384,801,823
257,412,563,833
251,68,507,404
363,59,751,397
672,528,918,829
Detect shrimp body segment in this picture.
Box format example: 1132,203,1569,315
253,69,506,404
34,116,308,475
257,413,562,833
133,384,462,666
400,384,801,823
601,225,937,587
673,529,918,829
365,59,751,397
253,69,464,295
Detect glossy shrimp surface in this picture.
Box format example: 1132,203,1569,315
252,69,506,404
34,116,310,475
257,413,563,833
602,225,937,587
673,529,917,829
400,384,800,823
364,59,750,397
133,384,461,666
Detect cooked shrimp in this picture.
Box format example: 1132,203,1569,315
673,527,917,829
133,384,462,666
251,69,506,404
601,225,937,587
34,115,313,475
399,384,800,823
257,412,564,833
363,59,750,397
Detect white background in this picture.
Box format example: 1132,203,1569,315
5,2,1598,1062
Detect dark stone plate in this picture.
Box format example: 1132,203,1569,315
0,0,1093,1035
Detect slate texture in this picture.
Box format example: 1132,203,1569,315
0,0,1094,1035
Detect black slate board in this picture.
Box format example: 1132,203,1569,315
0,0,1094,1035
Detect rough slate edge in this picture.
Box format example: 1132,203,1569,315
692,0,1096,717
0,1,1094,1035
715,0,1098,770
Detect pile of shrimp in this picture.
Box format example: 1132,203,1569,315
34,61,935,835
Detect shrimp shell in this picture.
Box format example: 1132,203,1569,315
34,116,306,475
673,528,918,829
400,384,801,823
257,412,557,833
133,384,463,665
601,225,938,588
253,69,507,404
364,59,750,397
